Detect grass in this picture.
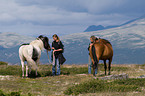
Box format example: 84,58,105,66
0,64,88,77
64,78,145,95
0,62,145,95
0,90,22,96
0,61,8,66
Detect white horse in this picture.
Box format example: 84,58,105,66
19,35,51,77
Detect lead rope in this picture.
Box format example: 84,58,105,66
47,50,52,64
53,51,55,65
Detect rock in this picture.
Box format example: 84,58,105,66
137,75,145,78
100,73,129,80
0,75,15,80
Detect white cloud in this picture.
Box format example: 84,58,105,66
0,0,144,36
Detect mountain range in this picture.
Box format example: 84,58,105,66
84,17,139,32
0,16,145,65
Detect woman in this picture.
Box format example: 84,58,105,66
51,34,64,76
88,35,98,74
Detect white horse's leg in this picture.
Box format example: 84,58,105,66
21,61,25,77
36,67,37,76
26,64,29,77
35,60,39,76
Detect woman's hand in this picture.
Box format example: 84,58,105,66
52,47,54,50
90,43,93,46
53,49,62,52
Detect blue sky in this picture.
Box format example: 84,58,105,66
0,0,145,37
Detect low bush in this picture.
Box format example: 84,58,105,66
0,90,5,96
0,65,21,76
64,78,145,95
111,66,129,71
0,90,21,96
0,61,8,66
9,91,21,96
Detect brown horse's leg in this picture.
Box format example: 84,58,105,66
104,60,107,75
93,64,95,76
93,61,98,77
108,58,112,75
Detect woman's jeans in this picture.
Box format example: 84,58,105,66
88,56,97,74
52,58,60,75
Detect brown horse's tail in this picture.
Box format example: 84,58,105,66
91,45,98,64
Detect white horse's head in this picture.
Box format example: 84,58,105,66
37,35,51,51
30,35,51,51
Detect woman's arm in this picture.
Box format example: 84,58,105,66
53,49,62,52
52,47,54,50
53,41,63,52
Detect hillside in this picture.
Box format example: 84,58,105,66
83,17,140,32
61,16,145,64
0,32,34,48
0,16,145,64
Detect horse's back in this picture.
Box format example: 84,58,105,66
19,45,33,61
102,39,113,60
93,42,105,58
100,39,112,46
94,39,113,60
102,43,113,59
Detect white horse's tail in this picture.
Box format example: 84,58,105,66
23,49,37,70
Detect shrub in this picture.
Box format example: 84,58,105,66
111,66,129,71
64,78,145,95
0,61,8,66
0,90,21,96
10,91,21,96
0,65,21,76
0,90,5,96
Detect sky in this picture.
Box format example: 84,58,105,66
0,0,145,37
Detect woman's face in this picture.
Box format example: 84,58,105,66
90,38,94,42
53,36,57,41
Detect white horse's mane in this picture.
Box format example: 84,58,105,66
30,38,44,50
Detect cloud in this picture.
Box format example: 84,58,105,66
0,0,145,36
14,0,145,15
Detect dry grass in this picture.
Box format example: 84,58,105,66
0,63,145,96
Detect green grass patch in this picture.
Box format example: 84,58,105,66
97,64,129,72
64,78,145,95
0,61,8,66
0,64,89,77
61,67,88,75
111,66,129,71
0,90,22,96
0,65,21,76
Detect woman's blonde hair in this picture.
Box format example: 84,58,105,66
53,34,60,41
90,35,97,43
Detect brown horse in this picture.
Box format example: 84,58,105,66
89,39,113,76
